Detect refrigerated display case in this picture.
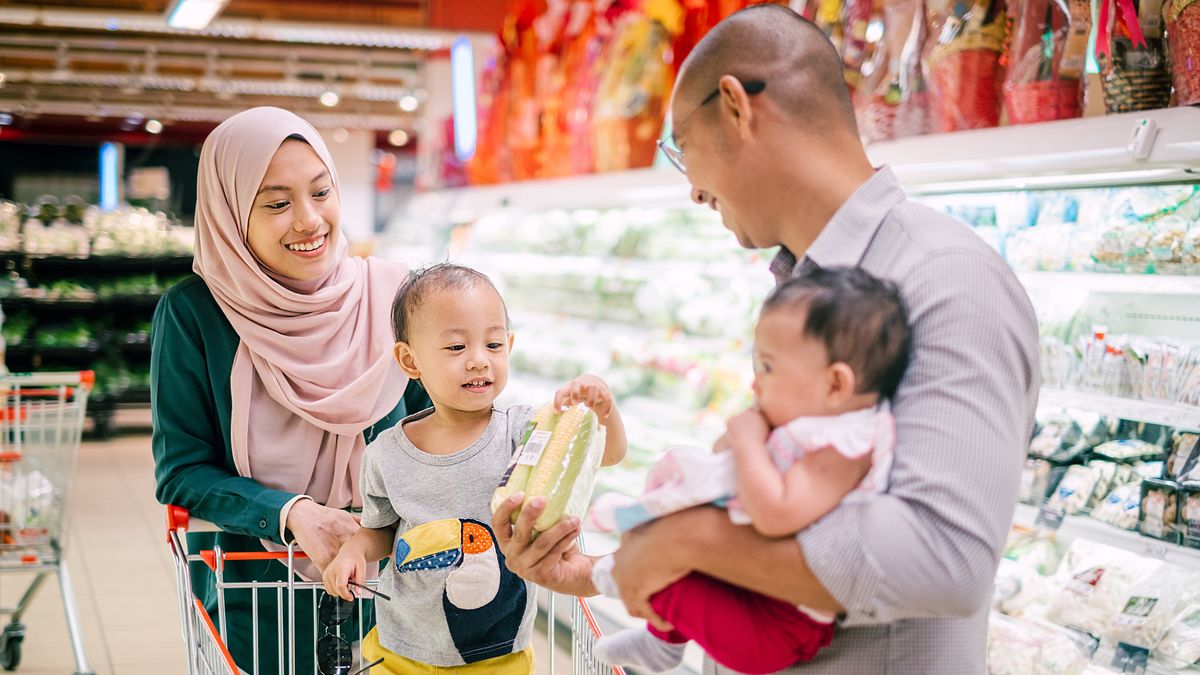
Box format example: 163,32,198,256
385,106,1200,674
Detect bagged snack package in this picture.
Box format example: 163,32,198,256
1002,0,1089,124
1179,485,1200,548
492,403,606,534
1096,0,1171,113
1166,432,1200,482
1046,539,1162,636
1155,604,1200,669
924,0,1006,132
987,613,1098,675
1139,478,1180,542
855,0,931,142
1093,482,1143,530
1164,0,1200,107
1109,564,1200,650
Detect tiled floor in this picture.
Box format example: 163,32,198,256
6,430,572,674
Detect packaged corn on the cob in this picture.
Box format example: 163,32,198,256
492,402,607,535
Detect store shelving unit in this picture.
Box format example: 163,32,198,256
1,251,192,436
388,106,1200,674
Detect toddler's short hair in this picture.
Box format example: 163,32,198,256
391,263,508,343
763,267,912,400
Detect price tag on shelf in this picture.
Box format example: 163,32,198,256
1037,503,1067,530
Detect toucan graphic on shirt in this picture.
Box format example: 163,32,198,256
394,518,528,664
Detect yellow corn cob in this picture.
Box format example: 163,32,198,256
523,405,588,527
491,403,558,516
534,410,597,532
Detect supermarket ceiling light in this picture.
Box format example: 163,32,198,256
398,95,419,112
388,129,409,147
165,0,229,30
909,168,1197,194
319,90,340,107
145,119,163,134
450,36,476,162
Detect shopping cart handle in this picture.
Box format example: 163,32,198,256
199,549,310,571
166,505,189,534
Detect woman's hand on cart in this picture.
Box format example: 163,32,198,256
491,494,597,597
286,499,361,573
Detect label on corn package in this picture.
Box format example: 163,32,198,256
517,431,553,467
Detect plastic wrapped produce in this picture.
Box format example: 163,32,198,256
1139,478,1180,542
1096,0,1171,112
986,614,1097,675
492,403,606,534
1046,539,1162,636
1155,604,1200,669
1092,482,1142,530
1166,432,1200,482
1044,464,1104,516
1179,486,1200,548
855,0,930,142
1093,439,1164,463
1002,0,1089,124
1109,564,1200,650
924,0,1007,131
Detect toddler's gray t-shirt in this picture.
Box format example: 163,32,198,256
360,404,537,666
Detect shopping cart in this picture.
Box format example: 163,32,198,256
0,371,93,675
167,505,625,675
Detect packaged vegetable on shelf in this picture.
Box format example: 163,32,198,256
1044,464,1106,516
1002,0,1089,124
1092,482,1143,531
1093,439,1164,463
1139,478,1180,542
986,613,1098,675
1045,538,1162,637
1154,603,1200,670
1020,458,1069,505
491,402,606,534
1179,486,1200,549
1108,564,1200,651
1166,432,1200,483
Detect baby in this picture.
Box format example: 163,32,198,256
591,266,911,674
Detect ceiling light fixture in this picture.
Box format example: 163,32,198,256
146,119,163,134
319,90,340,107
398,94,419,112
165,0,230,31
388,129,409,147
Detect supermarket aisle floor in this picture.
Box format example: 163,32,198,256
3,433,570,674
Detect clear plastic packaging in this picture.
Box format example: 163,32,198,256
1109,564,1200,650
1139,479,1180,542
924,0,1007,131
1093,482,1143,531
855,0,930,143
492,403,606,534
1166,432,1200,483
1154,604,1200,669
1046,539,1162,636
987,614,1097,675
1002,0,1089,124
1045,464,1104,516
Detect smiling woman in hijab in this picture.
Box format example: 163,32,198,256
151,106,431,673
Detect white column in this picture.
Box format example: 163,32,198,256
319,128,375,244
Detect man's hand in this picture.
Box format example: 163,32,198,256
285,499,361,573
555,374,616,422
612,508,717,632
490,493,598,597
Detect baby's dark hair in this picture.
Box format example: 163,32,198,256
391,263,509,343
763,267,912,400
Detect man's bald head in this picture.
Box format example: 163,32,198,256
675,4,857,137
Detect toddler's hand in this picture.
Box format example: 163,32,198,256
725,408,771,451
555,374,615,421
322,545,366,602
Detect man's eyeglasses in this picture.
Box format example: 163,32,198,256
657,79,766,174
317,581,391,675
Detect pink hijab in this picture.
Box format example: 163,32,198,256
193,107,409,512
